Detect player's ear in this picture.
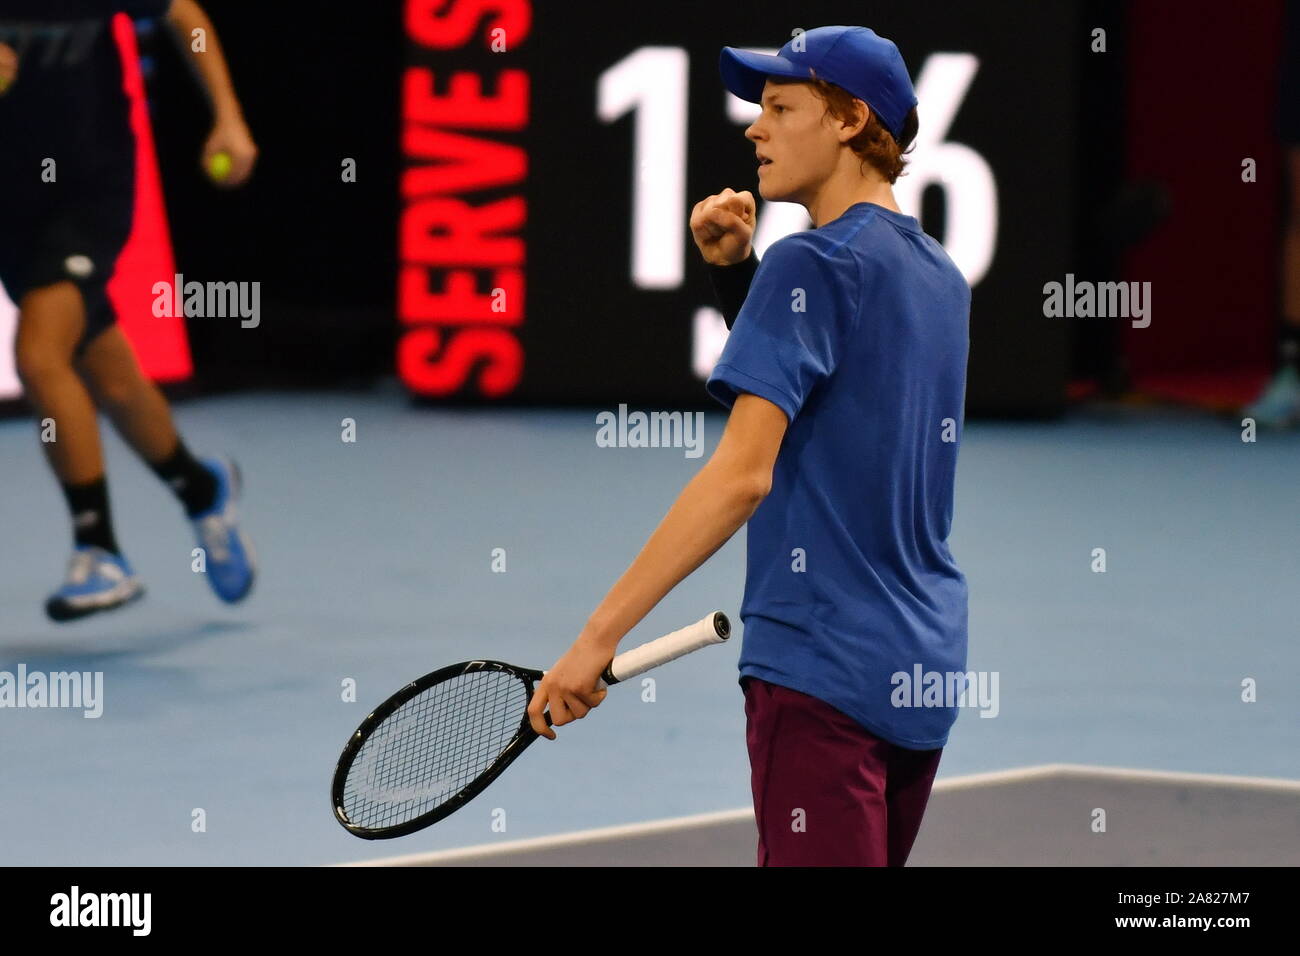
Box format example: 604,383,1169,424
845,100,871,140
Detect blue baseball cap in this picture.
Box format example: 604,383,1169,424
719,26,917,141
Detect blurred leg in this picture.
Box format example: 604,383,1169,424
16,280,127,567
76,324,179,464
77,325,218,518
14,281,104,484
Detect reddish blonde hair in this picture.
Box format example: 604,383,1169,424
771,73,918,184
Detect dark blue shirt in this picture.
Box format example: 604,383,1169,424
706,202,970,749
0,1,170,183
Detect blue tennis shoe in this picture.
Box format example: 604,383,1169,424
45,546,145,622
192,456,257,603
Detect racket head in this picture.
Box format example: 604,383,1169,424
331,660,546,840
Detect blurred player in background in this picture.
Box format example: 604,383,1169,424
0,0,257,620
527,27,969,866
1243,0,1300,427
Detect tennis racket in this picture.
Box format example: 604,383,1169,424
331,611,731,839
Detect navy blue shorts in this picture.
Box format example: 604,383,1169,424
0,178,134,356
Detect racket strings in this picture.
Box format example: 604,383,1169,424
341,669,529,830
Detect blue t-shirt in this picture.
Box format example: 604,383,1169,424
706,202,970,750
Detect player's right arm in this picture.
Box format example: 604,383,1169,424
163,0,258,186
0,42,18,96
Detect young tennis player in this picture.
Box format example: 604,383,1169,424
528,26,970,866
0,0,257,621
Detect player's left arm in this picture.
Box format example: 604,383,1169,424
163,0,257,186
528,393,787,737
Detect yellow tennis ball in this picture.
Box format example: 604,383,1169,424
207,152,232,182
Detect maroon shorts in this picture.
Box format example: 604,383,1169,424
742,676,943,867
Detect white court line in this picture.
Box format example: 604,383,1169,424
921,762,1300,793
336,763,1300,867
338,807,753,867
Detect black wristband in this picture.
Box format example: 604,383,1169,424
707,251,760,330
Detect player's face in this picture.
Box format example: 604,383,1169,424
745,79,842,204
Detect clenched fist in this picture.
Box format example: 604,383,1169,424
0,43,17,96
690,187,755,266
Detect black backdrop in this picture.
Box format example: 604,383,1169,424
466,1,1085,413
145,1,401,390
129,1,1114,415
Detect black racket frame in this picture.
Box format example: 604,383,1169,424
332,659,555,840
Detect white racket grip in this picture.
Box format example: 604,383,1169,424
597,612,730,689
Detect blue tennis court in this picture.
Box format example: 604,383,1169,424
1,389,1295,865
